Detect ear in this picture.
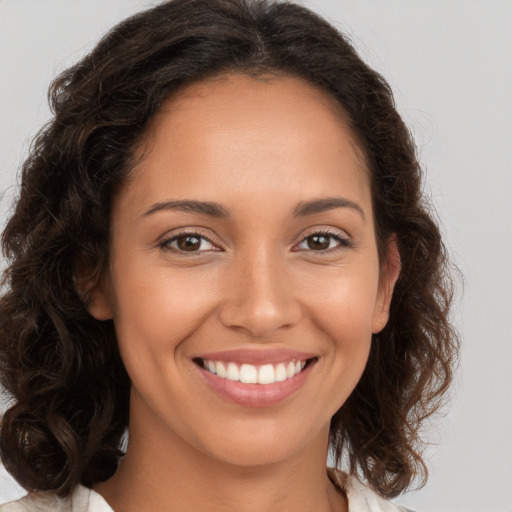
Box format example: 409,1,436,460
74,261,113,321
372,236,401,334
87,279,114,321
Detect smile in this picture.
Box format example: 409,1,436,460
192,350,318,407
199,359,307,384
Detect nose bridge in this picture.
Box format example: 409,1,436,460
218,243,301,339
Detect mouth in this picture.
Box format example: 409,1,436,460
192,353,318,408
193,357,314,385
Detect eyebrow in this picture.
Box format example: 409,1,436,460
293,197,365,220
143,196,365,221
143,200,230,218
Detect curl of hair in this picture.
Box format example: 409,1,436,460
0,0,459,498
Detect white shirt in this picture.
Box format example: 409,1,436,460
0,470,412,512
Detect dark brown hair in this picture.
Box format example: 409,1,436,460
0,0,459,499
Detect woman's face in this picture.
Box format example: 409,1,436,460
90,73,397,467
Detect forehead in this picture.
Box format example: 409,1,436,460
120,73,371,219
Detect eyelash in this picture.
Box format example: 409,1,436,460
158,229,352,256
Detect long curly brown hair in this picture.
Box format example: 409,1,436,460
0,0,459,499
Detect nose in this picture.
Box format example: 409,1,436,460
217,247,302,340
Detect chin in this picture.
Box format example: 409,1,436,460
205,440,299,468
196,417,326,469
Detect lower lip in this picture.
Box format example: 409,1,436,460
194,361,315,408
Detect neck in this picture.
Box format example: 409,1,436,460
94,394,347,512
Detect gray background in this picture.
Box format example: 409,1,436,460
1,1,511,511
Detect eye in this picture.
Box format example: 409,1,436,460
159,232,219,254
295,230,351,253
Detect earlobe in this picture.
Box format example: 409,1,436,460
74,262,113,321
372,236,401,333
87,282,114,320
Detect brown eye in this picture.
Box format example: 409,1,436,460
306,234,331,251
160,232,217,253
176,235,202,251
296,231,351,253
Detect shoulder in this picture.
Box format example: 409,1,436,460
327,468,415,512
0,492,70,512
0,485,113,512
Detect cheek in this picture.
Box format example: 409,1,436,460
110,259,220,364
108,262,222,423
303,262,381,336
300,260,380,394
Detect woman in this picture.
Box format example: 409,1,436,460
0,0,459,510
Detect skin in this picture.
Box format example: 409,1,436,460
89,73,400,512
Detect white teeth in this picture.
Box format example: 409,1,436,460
275,363,287,382
202,358,310,385
239,364,258,384
216,361,227,378
226,362,239,381
258,364,275,384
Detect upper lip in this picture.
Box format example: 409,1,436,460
192,348,316,365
